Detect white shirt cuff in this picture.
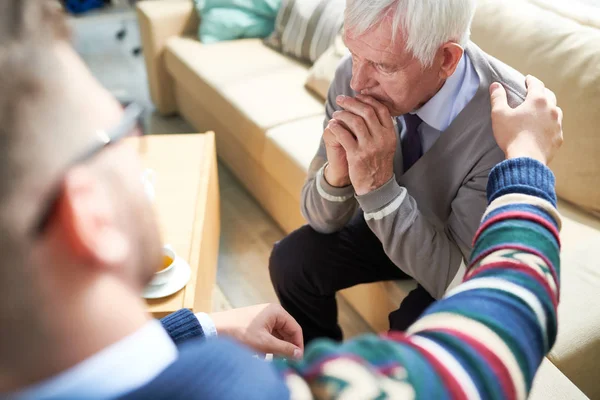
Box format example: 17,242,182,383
195,312,218,338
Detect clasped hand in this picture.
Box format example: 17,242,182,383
323,94,397,196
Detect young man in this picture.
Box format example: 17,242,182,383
1,1,563,399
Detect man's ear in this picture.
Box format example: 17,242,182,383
438,42,464,79
55,166,130,270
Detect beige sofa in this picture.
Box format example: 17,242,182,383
137,0,600,398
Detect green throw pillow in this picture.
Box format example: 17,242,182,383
194,0,282,43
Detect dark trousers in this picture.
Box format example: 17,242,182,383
269,212,435,345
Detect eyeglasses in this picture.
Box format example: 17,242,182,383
31,102,146,237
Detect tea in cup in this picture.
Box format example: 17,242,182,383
149,245,176,286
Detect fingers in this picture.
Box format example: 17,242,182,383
554,106,564,148
489,82,510,114
332,110,370,142
336,95,386,129
355,94,394,128
273,313,304,351
525,74,546,98
328,120,358,152
259,334,303,359
545,88,557,107
527,76,561,123
271,305,304,351
263,304,304,358
557,106,564,124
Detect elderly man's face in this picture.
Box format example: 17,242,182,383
344,16,444,116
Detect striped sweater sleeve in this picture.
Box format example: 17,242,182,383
275,158,561,400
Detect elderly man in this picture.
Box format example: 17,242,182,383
1,1,564,398
269,0,528,342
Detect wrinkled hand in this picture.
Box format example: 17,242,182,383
210,304,304,359
490,75,563,165
323,124,351,187
329,94,397,196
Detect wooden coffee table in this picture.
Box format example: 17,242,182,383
138,133,220,318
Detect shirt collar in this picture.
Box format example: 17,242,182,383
414,52,469,132
13,320,177,400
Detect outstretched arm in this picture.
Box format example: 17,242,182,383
162,304,304,359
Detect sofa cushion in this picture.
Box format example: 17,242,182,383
192,0,280,44
471,0,600,216
263,115,324,199
164,37,324,160
529,358,589,400
551,244,600,399
264,0,345,64
305,34,348,100
547,201,600,399
528,0,600,29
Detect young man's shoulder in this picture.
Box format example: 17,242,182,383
119,338,289,400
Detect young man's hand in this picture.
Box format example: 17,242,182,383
490,75,564,165
210,304,304,359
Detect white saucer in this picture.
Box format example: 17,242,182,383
143,257,191,299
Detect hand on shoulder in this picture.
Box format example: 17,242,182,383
490,75,564,165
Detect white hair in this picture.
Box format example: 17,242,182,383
345,0,476,67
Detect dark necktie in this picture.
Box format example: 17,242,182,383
401,113,423,172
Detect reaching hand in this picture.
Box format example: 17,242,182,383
329,94,397,196
490,75,564,165
210,304,304,359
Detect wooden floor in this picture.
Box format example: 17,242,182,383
73,11,373,340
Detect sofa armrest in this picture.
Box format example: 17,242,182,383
136,0,199,115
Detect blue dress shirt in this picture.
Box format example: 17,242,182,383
398,52,480,154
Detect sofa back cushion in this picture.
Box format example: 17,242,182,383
193,0,281,43
305,34,348,98
471,0,600,216
264,0,345,64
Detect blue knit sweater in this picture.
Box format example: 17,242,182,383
122,158,560,400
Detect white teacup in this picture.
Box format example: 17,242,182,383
149,245,177,286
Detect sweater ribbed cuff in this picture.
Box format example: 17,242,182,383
316,163,355,202
161,308,205,345
487,158,557,206
356,175,404,213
